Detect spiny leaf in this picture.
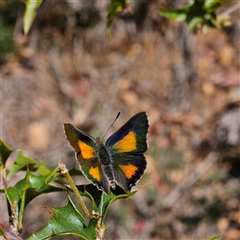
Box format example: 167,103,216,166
6,170,62,206
28,196,98,240
5,170,63,232
0,138,14,166
23,0,42,34
74,184,136,220
7,150,38,180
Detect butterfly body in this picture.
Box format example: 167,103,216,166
64,112,149,195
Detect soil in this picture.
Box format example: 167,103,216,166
1,1,240,239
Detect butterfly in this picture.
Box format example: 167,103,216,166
64,112,149,195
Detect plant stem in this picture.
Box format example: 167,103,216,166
58,163,90,218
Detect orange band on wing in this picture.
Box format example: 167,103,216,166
78,140,94,159
112,131,136,152
89,167,101,181
119,164,138,179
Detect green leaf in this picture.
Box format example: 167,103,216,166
188,17,203,32
0,138,14,166
6,170,62,206
5,170,63,232
7,150,38,180
28,196,98,240
107,0,131,38
203,0,221,11
158,9,187,21
75,184,136,220
35,161,52,175
63,184,136,238
208,232,223,240
158,0,222,32
107,0,130,23
23,0,42,34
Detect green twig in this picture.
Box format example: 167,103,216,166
58,163,90,219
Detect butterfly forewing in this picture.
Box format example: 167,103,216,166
64,123,110,194
64,123,95,157
106,112,149,154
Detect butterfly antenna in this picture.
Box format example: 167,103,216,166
102,112,121,140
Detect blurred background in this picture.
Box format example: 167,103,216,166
1,0,240,239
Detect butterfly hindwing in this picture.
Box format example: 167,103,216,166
64,123,110,194
106,112,149,154
80,159,110,194
111,153,147,193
